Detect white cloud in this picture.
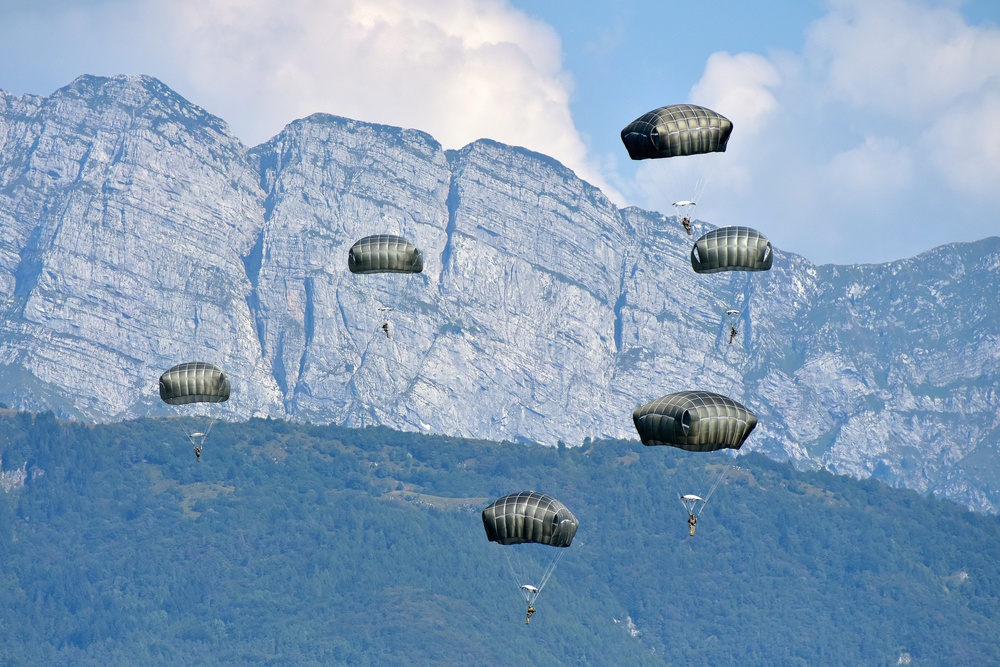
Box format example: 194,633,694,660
636,0,1000,264
806,0,1000,117
921,90,1000,196
825,136,915,198
0,0,615,196
146,0,615,194
690,52,782,133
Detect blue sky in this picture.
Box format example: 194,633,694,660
0,0,997,265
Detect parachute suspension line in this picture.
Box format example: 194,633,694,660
678,494,706,516
503,549,528,600
687,156,722,237
675,454,735,518
710,311,742,399
346,282,384,380
707,273,758,392
186,416,218,449
690,176,707,208
718,272,758,400
347,312,404,403
502,547,530,602
725,271,755,322
535,548,567,598
699,455,736,513
500,546,566,606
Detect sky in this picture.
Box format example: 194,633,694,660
0,0,997,265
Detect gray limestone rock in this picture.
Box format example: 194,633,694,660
0,74,996,512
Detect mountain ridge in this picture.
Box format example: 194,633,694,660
0,74,996,511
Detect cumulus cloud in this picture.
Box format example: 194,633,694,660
0,0,615,196
690,52,782,133
806,0,1000,117
826,136,915,198
635,0,1000,264
921,89,1000,197
148,0,615,194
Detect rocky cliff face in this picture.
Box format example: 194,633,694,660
0,75,283,419
0,75,996,511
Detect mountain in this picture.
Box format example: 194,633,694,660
1,412,999,666
0,74,996,511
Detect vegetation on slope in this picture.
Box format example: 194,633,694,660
0,412,997,666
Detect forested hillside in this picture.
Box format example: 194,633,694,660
0,412,997,666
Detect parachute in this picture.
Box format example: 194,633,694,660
347,234,423,349
483,491,578,547
483,491,578,613
159,362,231,404
348,235,423,274
691,226,772,274
633,390,757,452
689,226,773,355
159,362,230,459
634,391,757,532
621,104,733,161
622,105,733,235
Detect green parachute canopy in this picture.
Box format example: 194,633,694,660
159,362,231,405
482,491,578,548
621,104,733,160
691,226,773,274
348,235,424,274
633,390,757,452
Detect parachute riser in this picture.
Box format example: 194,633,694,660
501,544,566,609
184,416,217,448
698,455,736,512
679,495,707,517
